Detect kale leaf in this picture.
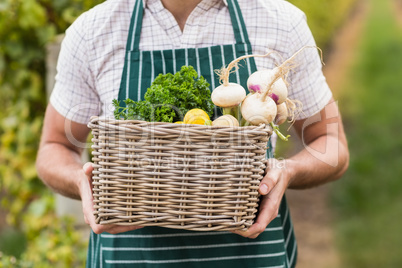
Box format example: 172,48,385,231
113,65,214,122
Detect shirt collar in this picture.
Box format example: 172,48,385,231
144,0,228,9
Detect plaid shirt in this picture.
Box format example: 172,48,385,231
50,0,332,124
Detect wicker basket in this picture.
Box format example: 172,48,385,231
88,116,272,231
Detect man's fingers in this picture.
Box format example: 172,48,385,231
83,162,94,176
104,225,144,235
82,162,94,190
89,220,143,234
235,194,279,238
80,162,143,234
259,159,287,195
234,169,289,238
259,168,281,195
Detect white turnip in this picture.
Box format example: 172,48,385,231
243,46,320,119
247,68,288,104
240,93,277,125
241,46,321,140
211,82,246,118
274,102,288,125
212,114,239,127
213,52,274,120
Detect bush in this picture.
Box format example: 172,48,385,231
0,0,102,266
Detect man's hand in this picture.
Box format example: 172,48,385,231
231,98,349,238
231,158,291,239
80,162,143,234
37,104,143,234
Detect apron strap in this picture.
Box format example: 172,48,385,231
226,0,251,45
126,0,252,52
128,0,143,52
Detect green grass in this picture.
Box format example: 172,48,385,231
331,0,402,266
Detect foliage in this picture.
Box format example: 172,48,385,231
0,0,103,266
0,227,27,258
1,194,88,268
332,0,402,266
114,66,214,123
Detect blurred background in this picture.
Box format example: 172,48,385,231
0,0,401,267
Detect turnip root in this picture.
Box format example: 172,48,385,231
212,114,239,127
269,98,303,141
272,102,291,141
285,98,303,125
241,93,277,125
264,46,322,95
244,46,321,125
211,82,246,118
274,102,288,125
213,52,274,121
241,46,321,141
274,98,303,125
247,68,288,104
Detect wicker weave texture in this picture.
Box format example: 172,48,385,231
88,116,272,231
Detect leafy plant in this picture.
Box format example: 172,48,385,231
0,0,102,266
114,66,214,123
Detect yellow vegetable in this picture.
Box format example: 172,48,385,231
183,109,210,125
204,120,212,126
174,121,184,124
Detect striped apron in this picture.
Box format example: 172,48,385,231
87,0,297,267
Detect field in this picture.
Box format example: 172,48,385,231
331,0,402,266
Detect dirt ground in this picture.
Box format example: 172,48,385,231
0,205,6,231
286,1,369,267
393,0,402,27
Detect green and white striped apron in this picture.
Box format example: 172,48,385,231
87,0,297,267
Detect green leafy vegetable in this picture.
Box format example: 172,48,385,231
113,65,214,123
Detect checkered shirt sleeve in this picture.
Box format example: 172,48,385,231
50,13,100,124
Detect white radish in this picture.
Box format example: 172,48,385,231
241,93,277,125
212,114,239,127
274,102,288,125
270,98,303,141
242,46,321,127
247,68,288,104
211,82,246,116
241,46,322,142
213,52,274,120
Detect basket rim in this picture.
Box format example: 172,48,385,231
88,116,273,134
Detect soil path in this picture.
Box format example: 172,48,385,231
286,1,369,267
393,0,402,27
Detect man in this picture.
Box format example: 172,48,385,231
36,0,349,267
